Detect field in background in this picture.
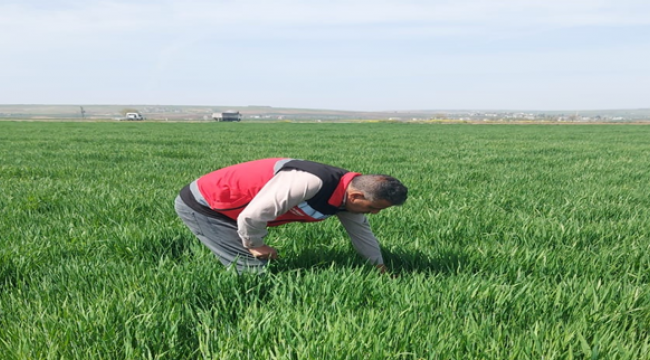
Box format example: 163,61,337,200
2,104,650,122
1,122,649,359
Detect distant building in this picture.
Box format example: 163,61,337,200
212,111,241,122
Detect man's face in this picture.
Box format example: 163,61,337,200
345,194,393,214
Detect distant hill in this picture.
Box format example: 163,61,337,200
1,104,648,122
0,104,419,121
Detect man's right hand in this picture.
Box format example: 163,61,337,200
248,245,279,260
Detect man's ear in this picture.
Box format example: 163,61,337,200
348,190,366,201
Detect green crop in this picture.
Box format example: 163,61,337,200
1,122,649,359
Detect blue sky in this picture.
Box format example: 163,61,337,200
1,0,648,111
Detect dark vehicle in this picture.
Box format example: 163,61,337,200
212,111,241,122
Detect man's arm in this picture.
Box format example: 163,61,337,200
237,170,322,255
336,211,385,267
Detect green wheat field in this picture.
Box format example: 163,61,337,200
1,121,649,359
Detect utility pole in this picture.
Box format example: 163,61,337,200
80,106,86,120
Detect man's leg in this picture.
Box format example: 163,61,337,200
174,195,267,274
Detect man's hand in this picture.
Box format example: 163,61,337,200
248,245,279,260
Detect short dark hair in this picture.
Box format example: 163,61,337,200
351,174,408,205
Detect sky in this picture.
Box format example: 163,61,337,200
1,0,649,111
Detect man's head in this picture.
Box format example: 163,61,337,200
344,174,408,214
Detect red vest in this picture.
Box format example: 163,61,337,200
196,158,360,226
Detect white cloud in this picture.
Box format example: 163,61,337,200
163,0,650,26
1,0,649,109
3,0,649,44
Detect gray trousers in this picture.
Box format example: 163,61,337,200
174,195,267,274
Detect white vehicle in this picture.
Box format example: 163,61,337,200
125,112,144,121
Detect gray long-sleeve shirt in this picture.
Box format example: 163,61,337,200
237,169,384,265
